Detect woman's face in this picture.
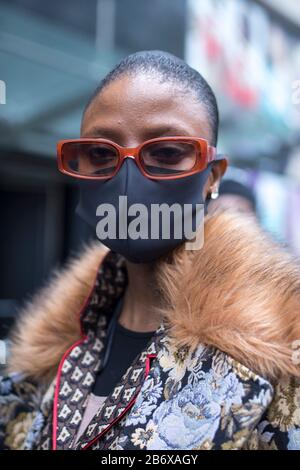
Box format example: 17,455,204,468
81,73,227,197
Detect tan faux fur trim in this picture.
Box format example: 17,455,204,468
156,210,300,382
7,210,300,383
7,243,108,382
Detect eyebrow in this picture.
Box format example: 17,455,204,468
82,124,193,140
81,126,124,140
143,125,192,139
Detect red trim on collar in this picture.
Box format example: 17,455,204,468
81,353,157,450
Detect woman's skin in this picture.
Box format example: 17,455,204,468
81,73,227,333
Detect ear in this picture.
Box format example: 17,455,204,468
203,156,228,199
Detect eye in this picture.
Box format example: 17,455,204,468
148,144,192,164
152,146,182,159
87,145,117,164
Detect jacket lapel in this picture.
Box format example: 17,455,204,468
54,314,108,450
53,251,128,450
74,325,165,450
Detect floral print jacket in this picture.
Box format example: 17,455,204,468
1,329,300,450
1,212,300,450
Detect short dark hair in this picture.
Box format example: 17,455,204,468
84,50,219,146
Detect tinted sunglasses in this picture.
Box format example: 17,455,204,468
57,136,222,180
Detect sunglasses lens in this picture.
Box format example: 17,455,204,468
140,141,199,177
61,142,119,177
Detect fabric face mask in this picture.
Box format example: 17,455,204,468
76,159,213,263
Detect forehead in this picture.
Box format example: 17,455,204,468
81,73,212,143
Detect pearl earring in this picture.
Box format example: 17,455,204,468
210,187,219,200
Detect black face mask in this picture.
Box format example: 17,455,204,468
76,160,213,263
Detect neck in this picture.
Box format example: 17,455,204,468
118,260,163,333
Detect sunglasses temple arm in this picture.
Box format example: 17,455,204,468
208,146,228,163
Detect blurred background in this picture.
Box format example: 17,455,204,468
0,0,300,338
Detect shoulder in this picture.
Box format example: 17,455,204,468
7,242,107,382
0,373,45,449
247,375,300,450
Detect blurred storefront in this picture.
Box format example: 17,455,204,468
186,0,300,165
186,0,300,254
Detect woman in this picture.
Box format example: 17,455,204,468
1,51,300,450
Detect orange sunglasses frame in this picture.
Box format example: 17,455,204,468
57,136,219,181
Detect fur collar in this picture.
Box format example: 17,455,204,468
8,210,300,383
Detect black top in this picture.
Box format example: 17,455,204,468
92,299,155,397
